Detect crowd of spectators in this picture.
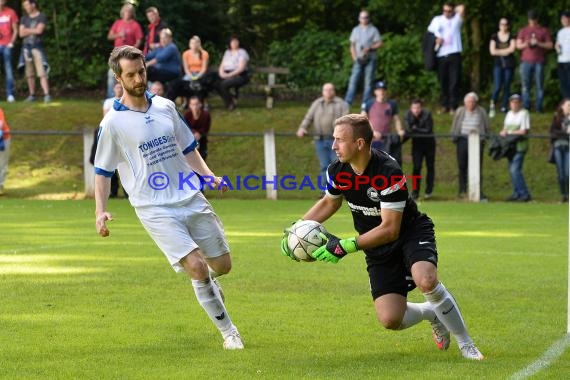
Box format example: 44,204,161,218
2,2,570,204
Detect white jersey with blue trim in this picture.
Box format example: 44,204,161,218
94,92,201,207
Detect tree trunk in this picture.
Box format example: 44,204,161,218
470,17,481,93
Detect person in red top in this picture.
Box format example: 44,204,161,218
516,10,553,112
0,107,11,195
184,96,211,160
105,2,143,98
143,6,168,55
0,0,18,102
107,3,143,48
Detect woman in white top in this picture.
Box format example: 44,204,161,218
216,35,249,111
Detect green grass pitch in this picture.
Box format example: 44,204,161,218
0,199,568,379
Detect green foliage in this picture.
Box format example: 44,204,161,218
266,25,350,92
376,32,440,100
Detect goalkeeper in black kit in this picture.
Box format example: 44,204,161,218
281,113,484,360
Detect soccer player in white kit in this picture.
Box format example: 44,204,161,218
94,45,244,350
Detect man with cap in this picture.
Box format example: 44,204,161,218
361,80,405,162
516,10,553,112
556,10,570,99
500,93,532,202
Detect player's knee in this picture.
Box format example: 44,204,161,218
209,252,232,275
414,275,438,293
215,263,231,275
181,252,208,278
378,316,402,330
376,313,402,330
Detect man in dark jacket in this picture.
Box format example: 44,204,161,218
404,99,436,200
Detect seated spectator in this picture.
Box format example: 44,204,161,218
216,35,249,111
150,81,164,96
549,98,570,202
450,92,490,199
167,36,214,104
184,96,211,160
145,28,182,85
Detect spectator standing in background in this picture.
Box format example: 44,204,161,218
344,10,382,107
297,83,349,196
556,11,570,99
500,94,531,202
106,2,143,97
450,92,490,200
516,10,553,113
489,17,516,117
549,98,570,203
361,80,405,163
184,96,211,161
427,3,465,114
20,0,51,103
90,82,125,198
0,0,18,103
0,107,10,195
404,99,436,200
143,6,167,55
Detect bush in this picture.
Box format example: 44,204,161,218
375,32,440,101
266,25,351,93
265,27,441,101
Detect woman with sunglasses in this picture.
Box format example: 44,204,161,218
489,18,516,117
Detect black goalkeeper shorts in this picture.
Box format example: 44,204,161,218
365,214,439,300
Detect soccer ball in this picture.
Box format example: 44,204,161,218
287,220,327,262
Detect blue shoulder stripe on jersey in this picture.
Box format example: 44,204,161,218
182,140,198,155
113,98,128,111
113,91,155,111
95,167,115,178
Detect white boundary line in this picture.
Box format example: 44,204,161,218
508,334,570,380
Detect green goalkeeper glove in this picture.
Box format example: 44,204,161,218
311,232,359,264
280,220,303,262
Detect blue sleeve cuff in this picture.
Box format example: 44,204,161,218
182,140,198,155
95,167,115,178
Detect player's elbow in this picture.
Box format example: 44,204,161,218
384,225,400,243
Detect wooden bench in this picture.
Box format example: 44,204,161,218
252,67,290,109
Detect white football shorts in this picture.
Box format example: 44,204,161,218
135,192,230,273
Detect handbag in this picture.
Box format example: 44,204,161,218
547,144,556,164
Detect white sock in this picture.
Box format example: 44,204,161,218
191,278,234,338
398,302,435,330
423,282,472,345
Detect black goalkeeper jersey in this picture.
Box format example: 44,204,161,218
327,149,420,241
